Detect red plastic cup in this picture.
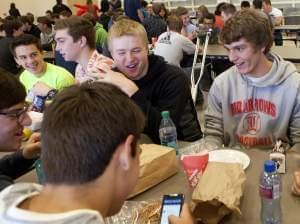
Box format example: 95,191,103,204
181,151,209,188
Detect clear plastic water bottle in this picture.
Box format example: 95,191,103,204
159,111,177,151
260,160,281,224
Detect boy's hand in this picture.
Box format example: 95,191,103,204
169,203,194,224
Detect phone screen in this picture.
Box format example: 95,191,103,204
160,194,184,224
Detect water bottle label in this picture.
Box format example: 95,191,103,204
260,184,280,199
260,184,273,199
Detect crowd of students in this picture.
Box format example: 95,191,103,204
0,0,299,223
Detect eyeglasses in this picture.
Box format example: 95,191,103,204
0,104,29,122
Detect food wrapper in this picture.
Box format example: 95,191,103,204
104,200,161,224
181,151,209,187
128,144,178,198
192,162,246,224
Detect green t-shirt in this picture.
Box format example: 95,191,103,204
95,22,107,48
19,62,75,97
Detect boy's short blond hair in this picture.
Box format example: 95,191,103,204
107,19,149,52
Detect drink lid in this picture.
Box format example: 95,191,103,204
161,110,170,118
264,160,276,173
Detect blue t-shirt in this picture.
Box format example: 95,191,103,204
124,0,141,22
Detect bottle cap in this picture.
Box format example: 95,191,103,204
161,110,170,118
264,160,276,173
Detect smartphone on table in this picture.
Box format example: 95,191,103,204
159,193,184,224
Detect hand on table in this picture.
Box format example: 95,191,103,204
292,170,300,196
169,203,195,224
22,132,41,159
32,81,53,97
91,66,139,97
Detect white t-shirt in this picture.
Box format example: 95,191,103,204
0,183,105,224
154,31,196,67
270,7,283,18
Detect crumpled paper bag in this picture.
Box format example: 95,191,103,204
192,162,246,224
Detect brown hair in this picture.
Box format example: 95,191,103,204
219,9,273,54
2,18,22,37
10,34,43,57
175,6,188,17
107,19,148,52
54,16,95,49
41,82,145,184
167,15,183,33
37,16,52,28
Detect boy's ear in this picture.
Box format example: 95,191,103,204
118,134,135,171
79,36,88,48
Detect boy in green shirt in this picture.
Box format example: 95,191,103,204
10,34,74,101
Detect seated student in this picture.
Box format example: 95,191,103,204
10,34,75,101
154,15,195,68
37,16,55,51
175,6,198,41
82,13,108,52
262,0,283,46
54,16,114,84
102,19,202,143
220,3,237,23
143,2,167,42
204,9,300,150
198,13,220,45
0,69,41,191
19,15,41,39
0,18,23,75
0,82,194,224
241,1,251,9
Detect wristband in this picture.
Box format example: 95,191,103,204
46,89,58,100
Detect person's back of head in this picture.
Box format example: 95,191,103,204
0,68,26,112
253,0,263,9
10,3,16,9
10,34,43,58
54,16,95,49
241,1,251,9
107,18,148,52
26,12,34,24
2,18,23,37
100,0,110,13
37,16,52,29
152,3,162,16
215,2,227,16
82,13,97,26
59,10,72,19
220,9,273,54
19,15,33,26
175,6,188,17
220,3,237,17
41,82,145,186
166,15,183,33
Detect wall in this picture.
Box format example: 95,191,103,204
0,0,100,19
1,0,58,18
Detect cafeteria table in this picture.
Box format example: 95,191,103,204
133,147,300,224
